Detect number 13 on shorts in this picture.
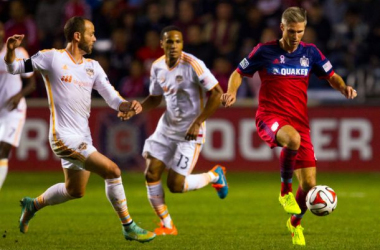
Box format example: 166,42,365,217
173,142,202,176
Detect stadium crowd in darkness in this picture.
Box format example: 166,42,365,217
1,0,379,101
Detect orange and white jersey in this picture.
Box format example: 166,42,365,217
0,46,33,117
7,49,124,140
149,52,218,143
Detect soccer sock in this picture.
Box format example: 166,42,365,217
0,159,9,190
105,177,133,226
291,187,308,226
34,183,75,210
146,181,173,229
183,171,217,192
280,148,298,196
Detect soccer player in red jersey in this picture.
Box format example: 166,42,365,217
221,7,357,246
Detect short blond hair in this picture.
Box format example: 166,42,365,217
281,7,307,25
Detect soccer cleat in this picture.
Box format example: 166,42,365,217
211,165,228,199
287,218,306,246
154,222,178,236
19,197,37,233
122,222,156,242
279,192,301,214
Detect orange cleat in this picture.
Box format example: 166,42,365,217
154,222,178,236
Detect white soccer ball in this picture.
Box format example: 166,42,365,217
306,185,337,216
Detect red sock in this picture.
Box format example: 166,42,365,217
291,215,301,227
281,182,292,196
280,148,297,196
296,187,308,214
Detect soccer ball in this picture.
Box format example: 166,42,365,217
306,185,337,216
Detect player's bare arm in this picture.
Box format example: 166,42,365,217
118,95,162,121
141,95,163,112
4,34,25,64
221,70,243,107
6,76,36,110
185,84,223,141
327,73,357,99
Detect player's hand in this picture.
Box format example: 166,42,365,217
185,122,201,141
119,100,142,114
128,100,142,114
221,93,236,107
342,86,357,99
6,34,25,50
117,110,136,121
6,93,23,111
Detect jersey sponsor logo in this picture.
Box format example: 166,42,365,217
175,75,183,83
61,75,73,83
85,68,94,78
270,67,309,76
162,86,176,94
273,58,280,64
323,61,332,72
300,56,309,67
62,64,68,70
61,75,92,87
240,58,249,69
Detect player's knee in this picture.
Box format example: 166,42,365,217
66,188,85,199
104,162,121,179
145,169,161,182
167,183,183,193
287,132,301,149
300,177,316,191
167,178,185,193
0,144,12,159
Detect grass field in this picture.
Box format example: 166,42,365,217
0,171,379,250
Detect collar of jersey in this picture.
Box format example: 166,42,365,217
65,49,84,65
165,53,182,71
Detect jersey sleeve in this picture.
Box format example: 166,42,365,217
193,58,218,91
236,44,264,77
310,46,335,79
30,49,55,72
93,62,125,111
5,49,53,75
149,65,164,95
15,47,34,78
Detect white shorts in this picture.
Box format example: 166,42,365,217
0,108,26,147
142,130,202,176
50,136,97,170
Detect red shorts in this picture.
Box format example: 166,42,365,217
256,114,316,169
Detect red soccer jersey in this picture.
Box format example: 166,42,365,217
237,40,334,127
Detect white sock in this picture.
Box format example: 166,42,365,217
0,159,8,190
147,181,172,228
105,177,132,225
34,183,74,210
184,172,216,192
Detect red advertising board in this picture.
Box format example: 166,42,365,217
10,102,380,172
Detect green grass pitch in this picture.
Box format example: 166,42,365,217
0,171,379,250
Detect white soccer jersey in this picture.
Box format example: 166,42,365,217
0,46,33,117
149,52,218,143
7,49,125,140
